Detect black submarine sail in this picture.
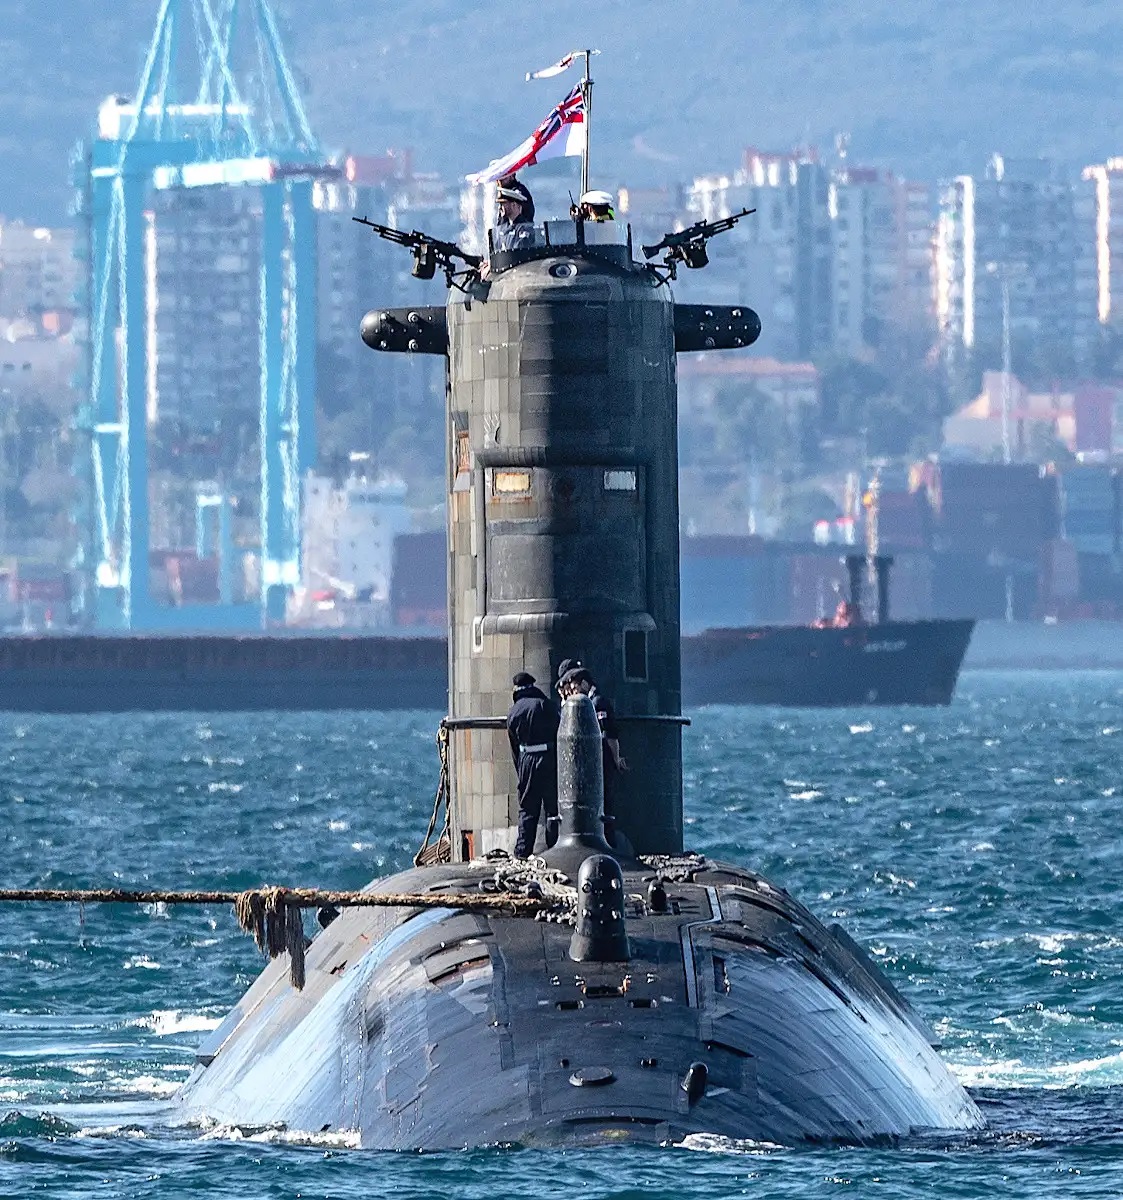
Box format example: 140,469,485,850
176,86,983,1145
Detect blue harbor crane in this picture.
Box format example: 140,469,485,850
73,0,324,629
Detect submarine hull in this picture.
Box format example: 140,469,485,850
177,855,981,1147
176,219,982,1149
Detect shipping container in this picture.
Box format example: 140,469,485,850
1060,466,1119,555
680,537,786,631
391,532,446,628
1074,386,1117,454
164,554,220,605
1040,538,1080,606
933,464,1059,559
1076,552,1123,612
930,551,1037,620
888,553,934,620
875,490,930,551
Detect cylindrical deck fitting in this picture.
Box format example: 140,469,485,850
569,854,631,963
543,696,615,871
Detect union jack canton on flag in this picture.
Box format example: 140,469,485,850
465,85,586,186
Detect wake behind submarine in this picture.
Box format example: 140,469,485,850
177,119,983,1146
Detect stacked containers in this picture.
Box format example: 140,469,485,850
679,536,785,631
1057,466,1120,613
875,489,931,552
930,464,1059,620
1060,466,1118,556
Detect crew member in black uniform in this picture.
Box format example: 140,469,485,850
506,671,560,858
559,666,627,846
556,658,582,688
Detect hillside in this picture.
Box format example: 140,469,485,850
4,1,1123,222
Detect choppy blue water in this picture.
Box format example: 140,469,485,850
2,670,1122,1198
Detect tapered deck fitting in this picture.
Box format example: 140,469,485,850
569,853,631,963
543,695,616,875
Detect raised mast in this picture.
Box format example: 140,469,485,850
580,48,593,195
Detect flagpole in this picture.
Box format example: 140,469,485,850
580,49,592,196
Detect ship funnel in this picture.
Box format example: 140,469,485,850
874,555,894,624
543,695,615,874
845,555,864,623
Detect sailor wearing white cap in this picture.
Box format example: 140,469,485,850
577,189,615,221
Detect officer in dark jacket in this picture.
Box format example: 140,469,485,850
506,671,560,858
493,178,536,252
558,666,627,846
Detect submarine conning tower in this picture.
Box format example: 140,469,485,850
361,219,760,858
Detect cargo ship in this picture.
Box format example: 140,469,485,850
0,557,970,711
681,617,974,707
682,553,973,707
0,632,447,713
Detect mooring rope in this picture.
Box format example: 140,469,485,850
414,722,452,867
0,886,546,990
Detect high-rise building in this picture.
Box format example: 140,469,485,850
615,186,686,258
686,149,832,360
1079,158,1123,331
314,156,452,475
936,154,1096,376
0,222,79,317
299,469,411,625
149,188,262,431
830,169,934,353
314,169,394,439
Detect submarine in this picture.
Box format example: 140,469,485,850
176,187,983,1147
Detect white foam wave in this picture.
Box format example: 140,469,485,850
976,930,1123,954
198,1121,361,1148
788,790,823,801
849,722,874,734
677,1131,783,1154
120,1074,181,1097
133,1010,222,1038
875,871,916,890
75,1124,150,1139
952,1048,1123,1089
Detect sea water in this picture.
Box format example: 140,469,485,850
1,670,1121,1197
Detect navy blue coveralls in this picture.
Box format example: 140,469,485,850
506,684,560,858
588,685,621,845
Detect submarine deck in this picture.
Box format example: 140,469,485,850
177,854,982,1148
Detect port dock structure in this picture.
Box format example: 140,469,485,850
73,0,329,631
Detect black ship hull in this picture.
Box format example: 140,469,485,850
0,619,973,712
0,634,447,713
682,619,975,707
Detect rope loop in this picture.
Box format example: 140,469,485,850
414,722,452,866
